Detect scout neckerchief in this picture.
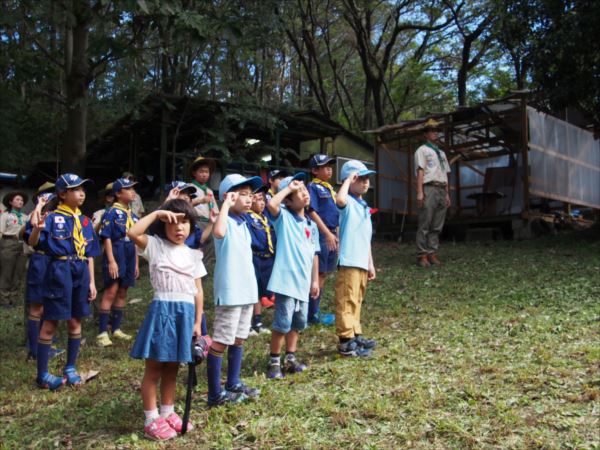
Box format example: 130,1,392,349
249,211,274,254
10,209,23,226
267,188,275,198
192,180,214,209
425,141,447,171
311,178,337,201
55,203,86,259
112,202,135,230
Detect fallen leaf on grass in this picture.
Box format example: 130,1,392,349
129,298,143,304
80,370,100,383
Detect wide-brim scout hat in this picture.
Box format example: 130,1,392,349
218,174,263,201
309,154,336,168
98,182,114,199
113,178,139,193
268,169,289,180
167,181,197,199
189,156,217,177
278,172,307,192
2,191,29,210
55,173,93,193
32,182,55,204
423,118,441,132
340,160,376,181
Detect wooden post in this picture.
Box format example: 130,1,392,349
160,106,168,195
520,96,530,213
407,137,413,216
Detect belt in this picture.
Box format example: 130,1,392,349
54,255,86,261
2,235,19,240
425,181,447,188
253,251,274,258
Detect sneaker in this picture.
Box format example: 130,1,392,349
355,335,377,350
49,346,65,358
248,327,259,337
338,339,372,357
36,373,66,391
267,362,284,379
112,329,132,341
64,366,83,386
144,417,177,441
284,358,308,374
252,323,271,335
226,381,260,399
164,412,193,433
96,332,113,347
320,313,335,326
207,390,248,407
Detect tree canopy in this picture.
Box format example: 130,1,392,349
1,0,597,174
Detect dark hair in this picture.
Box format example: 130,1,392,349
149,199,198,240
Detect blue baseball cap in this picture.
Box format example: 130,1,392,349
55,173,93,193
309,154,335,168
113,177,139,193
268,169,289,180
166,181,197,198
278,172,307,192
218,174,263,201
340,160,376,181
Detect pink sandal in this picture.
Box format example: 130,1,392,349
144,417,177,441
164,412,193,433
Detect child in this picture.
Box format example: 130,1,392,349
306,154,339,324
128,199,206,441
207,174,262,406
122,172,145,218
335,161,377,357
265,169,288,203
23,185,59,361
164,180,213,336
244,187,276,335
0,191,30,306
265,173,320,379
96,178,140,347
92,183,115,231
189,157,219,262
28,173,100,390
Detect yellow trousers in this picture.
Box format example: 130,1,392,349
335,267,367,338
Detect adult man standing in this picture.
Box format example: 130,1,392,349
415,119,451,267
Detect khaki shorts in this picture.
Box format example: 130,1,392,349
212,304,254,345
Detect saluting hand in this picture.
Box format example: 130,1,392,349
156,210,186,223
222,191,239,207
166,187,181,201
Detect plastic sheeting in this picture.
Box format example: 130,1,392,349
528,107,600,208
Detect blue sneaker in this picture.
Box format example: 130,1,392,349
267,362,284,379
355,335,377,350
63,366,83,386
284,357,308,374
37,373,66,391
320,313,335,326
226,382,260,399
337,339,372,357
207,390,248,407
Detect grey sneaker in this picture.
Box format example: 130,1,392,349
207,390,248,407
226,381,260,399
267,362,284,379
355,335,377,350
284,358,308,373
338,339,372,357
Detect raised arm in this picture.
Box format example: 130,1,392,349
336,173,358,208
127,210,184,249
266,180,301,217
212,192,237,239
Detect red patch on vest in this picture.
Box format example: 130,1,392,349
83,217,89,227
305,228,310,238
369,208,378,215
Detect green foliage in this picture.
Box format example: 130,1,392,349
1,234,599,448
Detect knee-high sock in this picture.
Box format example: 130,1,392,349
98,309,110,333
36,338,52,378
111,307,124,331
206,347,224,400
226,344,243,389
65,332,81,369
27,316,41,356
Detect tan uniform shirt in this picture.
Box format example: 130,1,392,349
130,194,145,217
191,184,219,223
414,142,451,185
0,211,28,238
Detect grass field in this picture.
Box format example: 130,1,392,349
1,232,599,449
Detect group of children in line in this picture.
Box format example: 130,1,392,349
5,154,377,441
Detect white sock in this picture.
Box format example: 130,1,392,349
159,404,174,418
144,409,159,426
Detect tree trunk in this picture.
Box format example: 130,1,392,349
62,14,90,174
